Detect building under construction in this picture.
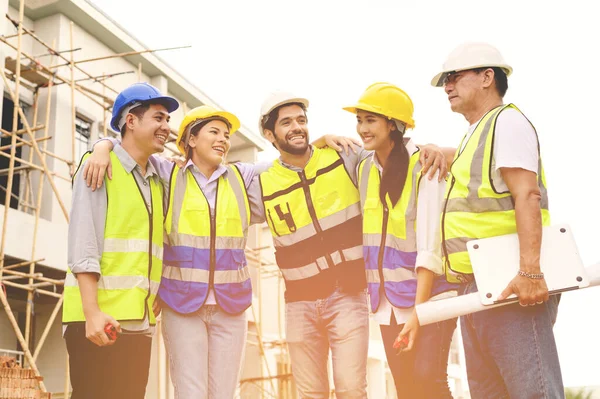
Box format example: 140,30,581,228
0,0,470,398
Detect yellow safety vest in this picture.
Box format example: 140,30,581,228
160,164,252,314
63,152,164,324
359,151,458,311
442,104,550,283
259,147,365,301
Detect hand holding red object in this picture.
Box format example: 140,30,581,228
104,324,118,341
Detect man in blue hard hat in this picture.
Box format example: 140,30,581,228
63,82,178,399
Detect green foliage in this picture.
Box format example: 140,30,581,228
565,388,594,399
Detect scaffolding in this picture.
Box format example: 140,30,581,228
0,1,294,397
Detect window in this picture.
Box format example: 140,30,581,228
75,116,91,163
0,97,24,210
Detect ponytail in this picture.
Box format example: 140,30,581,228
380,121,409,208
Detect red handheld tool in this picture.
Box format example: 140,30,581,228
393,335,409,354
104,324,118,341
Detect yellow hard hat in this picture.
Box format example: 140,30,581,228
343,82,415,129
176,105,241,154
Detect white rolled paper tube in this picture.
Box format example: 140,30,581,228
416,263,600,326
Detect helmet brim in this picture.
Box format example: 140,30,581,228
258,97,309,136
110,96,180,132
175,111,241,154
431,64,513,87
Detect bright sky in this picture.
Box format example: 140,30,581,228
91,0,600,388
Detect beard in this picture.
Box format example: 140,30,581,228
274,130,310,155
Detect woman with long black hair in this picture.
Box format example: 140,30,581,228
345,83,459,398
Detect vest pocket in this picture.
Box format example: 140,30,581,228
267,202,296,236
162,247,194,294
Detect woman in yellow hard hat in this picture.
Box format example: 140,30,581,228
83,105,257,397
344,83,459,399
84,103,359,398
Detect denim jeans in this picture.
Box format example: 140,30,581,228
162,305,248,399
286,289,369,398
380,313,456,399
460,281,564,399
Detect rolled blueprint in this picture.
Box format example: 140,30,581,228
416,262,600,326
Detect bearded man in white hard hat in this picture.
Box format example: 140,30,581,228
247,92,448,397
433,43,564,398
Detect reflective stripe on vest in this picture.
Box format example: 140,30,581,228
279,245,363,281
442,104,551,283
259,147,363,287
359,152,458,312
160,164,252,314
63,152,164,325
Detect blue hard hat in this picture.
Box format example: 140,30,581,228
110,82,179,132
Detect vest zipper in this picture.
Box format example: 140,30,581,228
441,177,456,273
298,170,333,270
190,173,216,309
131,175,152,323
209,182,218,291
376,203,389,309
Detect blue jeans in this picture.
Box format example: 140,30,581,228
380,313,456,399
162,305,248,399
460,281,564,399
286,289,369,398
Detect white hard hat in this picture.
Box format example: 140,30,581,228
431,42,513,87
259,92,309,136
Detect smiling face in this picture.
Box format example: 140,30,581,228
264,104,309,156
188,119,231,168
125,103,171,156
355,109,396,151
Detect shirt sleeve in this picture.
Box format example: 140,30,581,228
247,175,266,225
68,161,107,276
233,161,272,189
338,146,373,186
93,136,120,149
415,171,446,275
493,108,539,173
148,153,175,183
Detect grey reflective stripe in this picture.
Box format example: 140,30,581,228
273,223,316,247
447,105,549,214
364,233,416,252
215,266,250,284
280,245,362,281
466,106,504,202
150,281,160,296
366,269,380,283
404,158,422,245
272,203,360,248
366,267,416,284
170,168,186,236
163,265,209,283
538,156,549,210
65,273,152,291
280,262,321,281
162,265,250,284
358,156,373,212
226,165,249,232
446,196,514,213
103,238,163,260
320,203,361,231
330,245,363,265
444,237,470,255
167,234,245,250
